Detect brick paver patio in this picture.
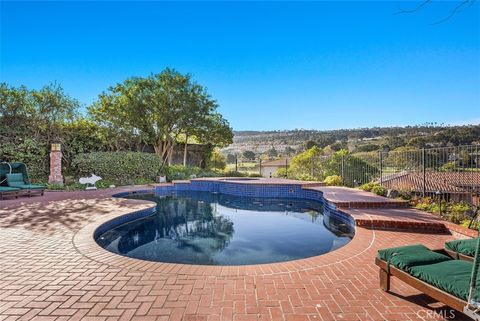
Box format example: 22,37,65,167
0,184,476,321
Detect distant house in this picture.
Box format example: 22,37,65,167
381,171,480,204
260,158,290,178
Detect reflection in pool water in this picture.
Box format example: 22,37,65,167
96,191,354,265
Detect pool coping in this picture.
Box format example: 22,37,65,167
73,181,376,276
72,178,476,277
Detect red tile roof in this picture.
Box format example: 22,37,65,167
381,171,480,194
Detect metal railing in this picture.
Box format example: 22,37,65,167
308,145,480,205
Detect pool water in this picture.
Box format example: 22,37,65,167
96,191,354,265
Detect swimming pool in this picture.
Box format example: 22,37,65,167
96,190,355,265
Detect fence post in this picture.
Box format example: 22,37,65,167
285,158,288,179
422,148,426,197
311,158,314,178
379,151,383,186
259,159,262,176
341,155,345,184
235,156,238,173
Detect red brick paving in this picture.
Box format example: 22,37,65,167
0,186,475,320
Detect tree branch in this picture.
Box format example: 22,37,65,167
430,0,475,25
395,0,433,15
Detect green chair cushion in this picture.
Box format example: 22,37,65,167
6,173,25,187
16,184,44,190
377,244,451,272
445,238,478,258
0,186,20,192
410,260,473,301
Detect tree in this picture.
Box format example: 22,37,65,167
288,146,324,181
305,140,317,150
354,144,379,153
32,82,79,142
284,146,296,156
316,135,336,148
267,147,278,158
226,153,237,163
177,83,232,166
89,68,232,166
330,141,348,151
0,82,81,181
242,150,256,160
208,149,227,170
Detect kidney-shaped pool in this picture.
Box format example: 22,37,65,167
95,191,354,265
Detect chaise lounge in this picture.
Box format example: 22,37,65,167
445,238,478,261
375,244,480,317
0,162,44,198
0,186,20,200
5,173,44,196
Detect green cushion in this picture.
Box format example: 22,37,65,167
445,238,478,258
410,260,473,301
6,173,25,187
0,186,20,192
15,184,44,190
377,244,451,272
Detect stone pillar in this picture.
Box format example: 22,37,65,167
48,143,63,185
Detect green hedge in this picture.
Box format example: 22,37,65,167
72,152,163,185
71,152,265,186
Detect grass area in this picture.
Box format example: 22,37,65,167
226,162,261,175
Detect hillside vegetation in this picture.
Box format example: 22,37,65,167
222,124,480,158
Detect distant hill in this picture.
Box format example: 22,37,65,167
222,124,480,157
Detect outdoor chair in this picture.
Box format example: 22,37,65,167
445,238,478,261
5,173,44,196
375,243,480,317
0,186,20,200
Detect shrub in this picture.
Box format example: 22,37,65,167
248,173,263,178
221,171,247,177
371,185,387,196
324,175,342,186
450,201,470,215
462,220,480,230
359,182,377,192
46,183,66,190
448,201,470,224
296,174,315,181
397,190,412,200
164,165,202,181
207,150,227,170
414,198,439,212
0,138,49,183
449,211,466,224
72,152,162,185
273,168,287,178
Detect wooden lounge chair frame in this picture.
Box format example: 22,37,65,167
0,189,19,200
20,187,45,197
444,248,475,262
375,256,467,312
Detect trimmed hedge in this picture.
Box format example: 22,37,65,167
71,151,264,186
72,152,163,185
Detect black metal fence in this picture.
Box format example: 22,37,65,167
225,145,480,205
309,145,480,205
225,157,262,176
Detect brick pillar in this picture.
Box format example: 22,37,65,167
48,143,63,185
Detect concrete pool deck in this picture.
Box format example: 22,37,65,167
0,180,477,320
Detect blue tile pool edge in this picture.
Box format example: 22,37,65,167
95,181,356,239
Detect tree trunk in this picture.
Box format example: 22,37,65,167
167,144,174,166
183,135,188,166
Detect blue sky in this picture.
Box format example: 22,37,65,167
1,1,479,131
